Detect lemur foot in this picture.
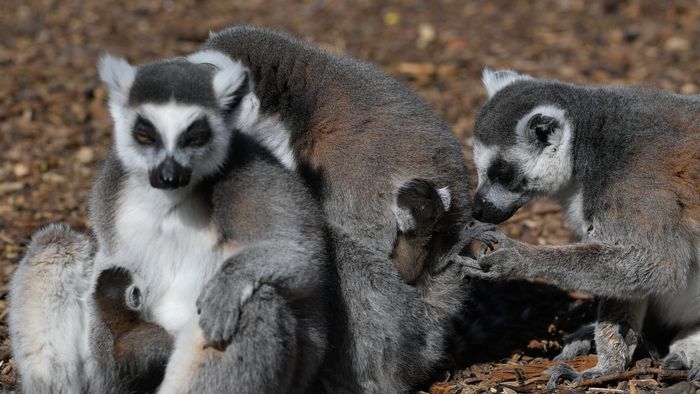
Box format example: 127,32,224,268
663,352,688,370
545,363,613,390
554,324,595,361
663,352,700,381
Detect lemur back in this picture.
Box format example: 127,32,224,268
189,26,494,391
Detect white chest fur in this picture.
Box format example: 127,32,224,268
98,177,227,334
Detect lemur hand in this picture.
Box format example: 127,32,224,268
464,231,528,280
197,267,258,348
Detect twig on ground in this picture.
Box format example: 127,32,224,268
575,368,688,388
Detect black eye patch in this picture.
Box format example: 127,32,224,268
132,116,160,146
178,118,212,148
487,158,516,186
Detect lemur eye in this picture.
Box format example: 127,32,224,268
179,118,212,148
527,113,559,144
133,117,157,146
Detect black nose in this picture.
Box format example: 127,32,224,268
472,190,513,224
150,158,191,189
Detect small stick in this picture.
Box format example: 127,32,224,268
575,368,688,387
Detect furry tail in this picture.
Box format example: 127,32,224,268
8,223,94,394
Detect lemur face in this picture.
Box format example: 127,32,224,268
99,52,252,190
471,70,574,224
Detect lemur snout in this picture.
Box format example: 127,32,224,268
150,157,192,189
472,191,514,224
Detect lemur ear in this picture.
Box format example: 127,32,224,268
481,68,532,98
98,53,136,102
527,113,559,145
213,68,249,112
187,50,250,111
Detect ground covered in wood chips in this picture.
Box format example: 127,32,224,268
1,1,699,392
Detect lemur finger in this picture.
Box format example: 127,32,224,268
479,234,499,250
458,256,499,280
461,265,499,280
477,243,490,260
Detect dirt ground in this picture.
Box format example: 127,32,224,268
1,0,699,392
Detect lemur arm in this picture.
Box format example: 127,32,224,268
465,231,689,300
197,237,324,346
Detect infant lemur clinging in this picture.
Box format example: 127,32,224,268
466,69,700,385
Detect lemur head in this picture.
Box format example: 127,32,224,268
98,51,254,190
472,69,576,224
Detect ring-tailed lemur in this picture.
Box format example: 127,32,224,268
9,53,330,393
465,69,700,385
184,25,496,392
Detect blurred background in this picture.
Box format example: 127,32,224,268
1,0,698,391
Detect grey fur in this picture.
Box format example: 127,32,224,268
468,72,700,384
8,224,94,394
192,25,496,392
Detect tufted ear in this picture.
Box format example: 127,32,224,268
187,50,250,111
98,53,136,103
481,68,532,98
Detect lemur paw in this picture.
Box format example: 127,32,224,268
662,352,689,371
197,271,258,347
437,222,499,277
554,324,595,361
546,363,612,390
470,230,528,278
545,363,579,390
462,221,499,251
554,339,593,361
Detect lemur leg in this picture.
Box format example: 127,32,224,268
547,299,647,388
8,224,94,394
554,323,595,361
159,285,306,394
663,325,700,381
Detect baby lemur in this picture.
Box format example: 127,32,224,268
94,267,173,393
466,69,700,385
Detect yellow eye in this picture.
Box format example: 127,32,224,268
135,133,154,145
